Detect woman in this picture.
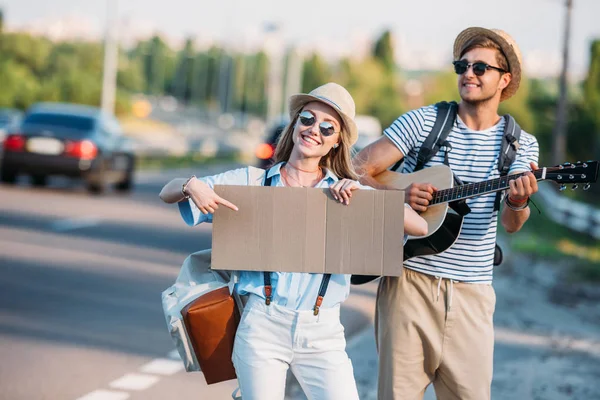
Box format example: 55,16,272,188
160,82,427,400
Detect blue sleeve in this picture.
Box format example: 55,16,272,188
178,167,249,226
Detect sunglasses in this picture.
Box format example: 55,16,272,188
453,60,507,76
297,110,339,137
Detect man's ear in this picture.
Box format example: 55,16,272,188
499,72,512,91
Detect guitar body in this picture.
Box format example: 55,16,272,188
403,211,463,260
374,165,454,239
350,165,458,285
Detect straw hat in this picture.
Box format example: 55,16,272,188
453,27,522,102
288,82,358,145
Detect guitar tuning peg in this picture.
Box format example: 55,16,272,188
559,184,567,191
571,184,578,190
584,183,591,191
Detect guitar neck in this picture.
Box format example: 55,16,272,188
430,170,542,205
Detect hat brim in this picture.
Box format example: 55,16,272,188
289,94,358,146
453,27,521,102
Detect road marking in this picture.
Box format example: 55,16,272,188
139,358,184,376
75,390,130,400
109,373,160,391
51,216,101,232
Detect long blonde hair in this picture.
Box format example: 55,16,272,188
273,105,358,180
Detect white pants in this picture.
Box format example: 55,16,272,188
232,294,359,400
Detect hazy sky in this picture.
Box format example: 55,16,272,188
2,0,600,78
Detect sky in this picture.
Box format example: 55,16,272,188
2,0,600,79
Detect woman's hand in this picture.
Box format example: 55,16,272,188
329,179,361,205
186,178,238,214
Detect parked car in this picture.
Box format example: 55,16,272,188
255,119,287,169
0,108,23,145
0,102,135,193
254,114,382,169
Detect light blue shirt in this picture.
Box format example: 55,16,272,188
179,162,362,311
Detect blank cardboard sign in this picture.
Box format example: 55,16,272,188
211,186,404,277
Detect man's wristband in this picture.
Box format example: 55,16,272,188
505,195,529,211
182,175,196,199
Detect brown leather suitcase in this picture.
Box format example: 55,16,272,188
181,286,240,384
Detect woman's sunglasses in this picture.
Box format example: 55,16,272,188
297,110,339,137
452,60,507,76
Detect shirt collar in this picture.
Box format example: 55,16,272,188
267,162,338,183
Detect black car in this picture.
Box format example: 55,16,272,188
1,102,135,193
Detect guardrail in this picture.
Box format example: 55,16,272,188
536,184,600,239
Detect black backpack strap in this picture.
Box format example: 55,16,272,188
261,164,331,312
494,114,522,211
414,101,458,172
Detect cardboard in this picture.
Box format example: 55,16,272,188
211,186,404,277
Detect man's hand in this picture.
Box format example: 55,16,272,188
186,178,238,214
405,183,437,212
507,162,539,205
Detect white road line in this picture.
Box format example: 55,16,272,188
51,216,101,232
75,389,130,400
109,373,160,391
75,352,187,399
139,358,184,376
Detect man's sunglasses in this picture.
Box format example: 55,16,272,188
297,110,339,137
453,60,507,76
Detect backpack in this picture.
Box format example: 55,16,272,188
393,101,522,265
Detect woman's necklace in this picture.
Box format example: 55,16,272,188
282,165,322,187
286,162,320,174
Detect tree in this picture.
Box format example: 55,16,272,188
0,8,4,34
583,40,600,142
373,30,396,73
335,57,404,128
302,53,330,93
170,37,196,102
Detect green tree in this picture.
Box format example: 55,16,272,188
583,40,600,148
171,38,196,101
0,32,52,74
0,59,40,109
373,30,395,73
117,55,145,93
499,74,533,134
302,53,330,93
335,57,404,128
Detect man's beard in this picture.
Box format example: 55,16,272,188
461,89,497,107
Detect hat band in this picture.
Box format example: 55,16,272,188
313,95,342,111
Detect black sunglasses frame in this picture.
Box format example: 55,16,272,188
297,111,339,137
452,60,508,76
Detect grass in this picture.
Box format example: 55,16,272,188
505,200,600,282
136,152,240,171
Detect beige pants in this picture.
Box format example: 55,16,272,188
375,268,496,400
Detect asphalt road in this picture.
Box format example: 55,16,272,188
0,164,377,400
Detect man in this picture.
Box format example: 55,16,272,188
353,27,539,400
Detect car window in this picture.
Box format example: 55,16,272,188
23,113,95,131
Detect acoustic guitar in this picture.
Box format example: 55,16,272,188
351,161,599,285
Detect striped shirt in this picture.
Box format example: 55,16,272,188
385,104,539,284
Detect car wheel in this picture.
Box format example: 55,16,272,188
114,155,135,193
0,167,17,184
31,174,48,187
87,170,107,194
